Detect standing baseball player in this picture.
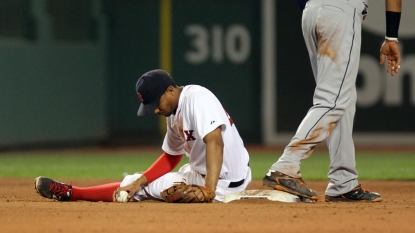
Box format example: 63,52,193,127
263,0,402,202
35,69,251,202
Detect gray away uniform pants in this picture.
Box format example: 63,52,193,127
271,0,366,196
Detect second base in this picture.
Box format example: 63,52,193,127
223,190,311,203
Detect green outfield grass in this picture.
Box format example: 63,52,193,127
0,149,414,180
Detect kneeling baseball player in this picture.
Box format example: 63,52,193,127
34,69,251,203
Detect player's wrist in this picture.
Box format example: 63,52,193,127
385,36,398,42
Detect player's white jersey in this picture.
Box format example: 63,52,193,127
162,85,250,182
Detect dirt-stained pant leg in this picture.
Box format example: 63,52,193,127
270,0,364,195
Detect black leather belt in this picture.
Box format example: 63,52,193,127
228,179,245,188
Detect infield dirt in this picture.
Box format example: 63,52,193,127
1,178,414,233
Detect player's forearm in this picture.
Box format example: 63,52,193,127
132,175,148,187
385,0,401,39
205,142,223,191
204,127,224,191
386,0,402,12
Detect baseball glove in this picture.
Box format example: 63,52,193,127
160,182,216,203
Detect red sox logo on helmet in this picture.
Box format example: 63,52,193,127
137,93,144,102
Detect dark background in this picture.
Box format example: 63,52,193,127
1,0,414,149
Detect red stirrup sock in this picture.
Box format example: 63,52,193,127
70,182,121,202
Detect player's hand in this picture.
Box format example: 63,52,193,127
379,40,401,76
113,176,147,202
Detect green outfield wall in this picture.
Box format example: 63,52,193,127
0,0,108,147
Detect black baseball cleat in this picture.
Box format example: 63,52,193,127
263,170,319,201
325,184,382,202
34,176,72,201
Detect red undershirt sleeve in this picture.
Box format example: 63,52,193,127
143,152,183,183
